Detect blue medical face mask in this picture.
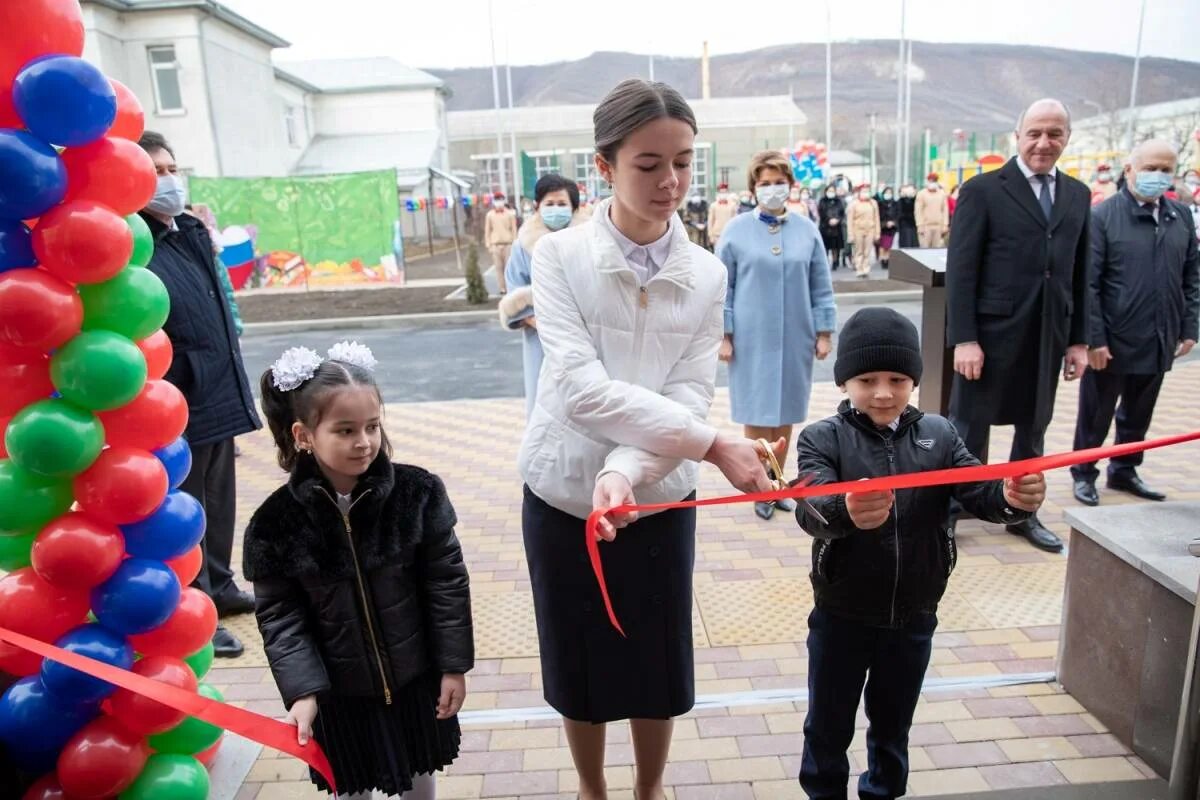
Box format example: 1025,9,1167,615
539,205,572,230
1133,170,1174,200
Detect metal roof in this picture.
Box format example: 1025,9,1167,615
275,58,445,94
291,131,441,188
82,0,289,48
447,95,806,141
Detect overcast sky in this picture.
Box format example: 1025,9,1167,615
223,0,1199,69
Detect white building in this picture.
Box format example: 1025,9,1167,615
79,0,452,186
1067,95,1200,171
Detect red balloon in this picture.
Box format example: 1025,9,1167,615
0,567,90,675
107,655,197,735
165,544,202,585
136,330,173,381
106,79,144,141
195,732,223,767
32,201,134,286
73,447,168,525
61,138,157,217
0,269,83,351
32,511,126,589
58,715,150,799
0,87,21,129
96,380,187,451
0,416,9,458
0,344,54,417
20,775,73,800
0,0,85,88
129,588,217,659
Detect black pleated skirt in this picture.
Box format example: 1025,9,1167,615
310,671,460,795
522,485,697,724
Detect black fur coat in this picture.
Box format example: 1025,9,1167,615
242,452,473,708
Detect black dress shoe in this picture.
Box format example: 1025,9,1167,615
214,588,256,618
1107,475,1166,501
1073,479,1099,506
754,501,775,520
774,497,797,513
1006,516,1064,553
212,625,244,659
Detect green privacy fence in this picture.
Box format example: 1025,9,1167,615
189,169,402,288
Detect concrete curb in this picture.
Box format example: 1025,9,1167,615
241,290,921,337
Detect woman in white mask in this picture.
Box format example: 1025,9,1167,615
499,173,585,419
716,151,838,520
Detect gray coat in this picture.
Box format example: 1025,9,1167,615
946,157,1091,431
1089,189,1199,374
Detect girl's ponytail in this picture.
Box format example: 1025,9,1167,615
259,369,300,471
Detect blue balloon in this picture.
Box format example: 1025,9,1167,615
90,558,181,635
0,677,97,762
0,220,35,273
154,437,193,490
13,56,117,148
120,491,206,561
0,129,67,220
41,623,134,704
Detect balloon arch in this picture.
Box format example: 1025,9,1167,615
0,1,221,797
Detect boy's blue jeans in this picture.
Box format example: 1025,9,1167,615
800,606,937,800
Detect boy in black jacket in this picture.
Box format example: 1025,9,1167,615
794,308,1046,800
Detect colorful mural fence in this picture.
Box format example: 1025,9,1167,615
189,169,401,289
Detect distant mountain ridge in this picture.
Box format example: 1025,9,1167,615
427,41,1200,149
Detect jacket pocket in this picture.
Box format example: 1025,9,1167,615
813,539,838,582
977,296,1014,317
942,525,958,579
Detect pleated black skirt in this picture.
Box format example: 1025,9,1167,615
522,485,697,724
310,671,460,795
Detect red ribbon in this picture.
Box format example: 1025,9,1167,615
0,626,337,794
587,429,1200,636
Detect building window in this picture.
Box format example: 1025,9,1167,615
471,154,516,194
533,154,558,178
690,144,711,196
148,45,183,113
284,105,303,148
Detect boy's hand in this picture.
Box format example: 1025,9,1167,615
438,673,466,719
1004,473,1046,512
846,488,894,529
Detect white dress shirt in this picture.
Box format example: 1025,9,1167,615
1016,156,1057,204
597,206,672,285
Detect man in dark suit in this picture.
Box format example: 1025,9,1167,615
946,99,1091,552
1071,139,1199,505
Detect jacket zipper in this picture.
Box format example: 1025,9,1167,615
884,435,901,627
317,487,393,705
631,283,648,374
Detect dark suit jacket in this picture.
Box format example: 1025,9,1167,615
1090,189,1199,374
946,157,1091,430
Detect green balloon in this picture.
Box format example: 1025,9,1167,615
126,213,154,268
0,460,73,532
5,398,104,477
147,683,224,755
118,754,209,800
183,641,214,680
0,530,36,571
50,330,147,411
80,267,170,341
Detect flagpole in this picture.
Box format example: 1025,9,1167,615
894,0,906,185
487,0,507,197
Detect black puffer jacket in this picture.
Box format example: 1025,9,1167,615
242,453,473,709
141,212,260,447
795,402,1029,628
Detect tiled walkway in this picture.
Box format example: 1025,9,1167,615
210,361,1200,798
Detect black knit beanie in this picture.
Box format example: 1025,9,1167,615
834,307,923,386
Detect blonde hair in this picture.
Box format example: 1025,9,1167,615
746,151,794,193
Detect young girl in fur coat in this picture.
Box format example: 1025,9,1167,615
243,341,473,799
499,173,587,419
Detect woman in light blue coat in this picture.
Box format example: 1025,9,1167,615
717,150,838,520
499,174,587,419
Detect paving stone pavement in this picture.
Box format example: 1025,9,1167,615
204,361,1200,798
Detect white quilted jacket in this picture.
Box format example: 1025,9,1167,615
518,199,726,520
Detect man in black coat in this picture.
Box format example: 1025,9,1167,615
946,99,1091,552
138,132,262,657
1071,139,1199,505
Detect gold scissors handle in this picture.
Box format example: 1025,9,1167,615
757,438,829,526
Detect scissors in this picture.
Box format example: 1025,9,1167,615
756,439,829,526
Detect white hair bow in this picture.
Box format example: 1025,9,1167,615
269,341,377,392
